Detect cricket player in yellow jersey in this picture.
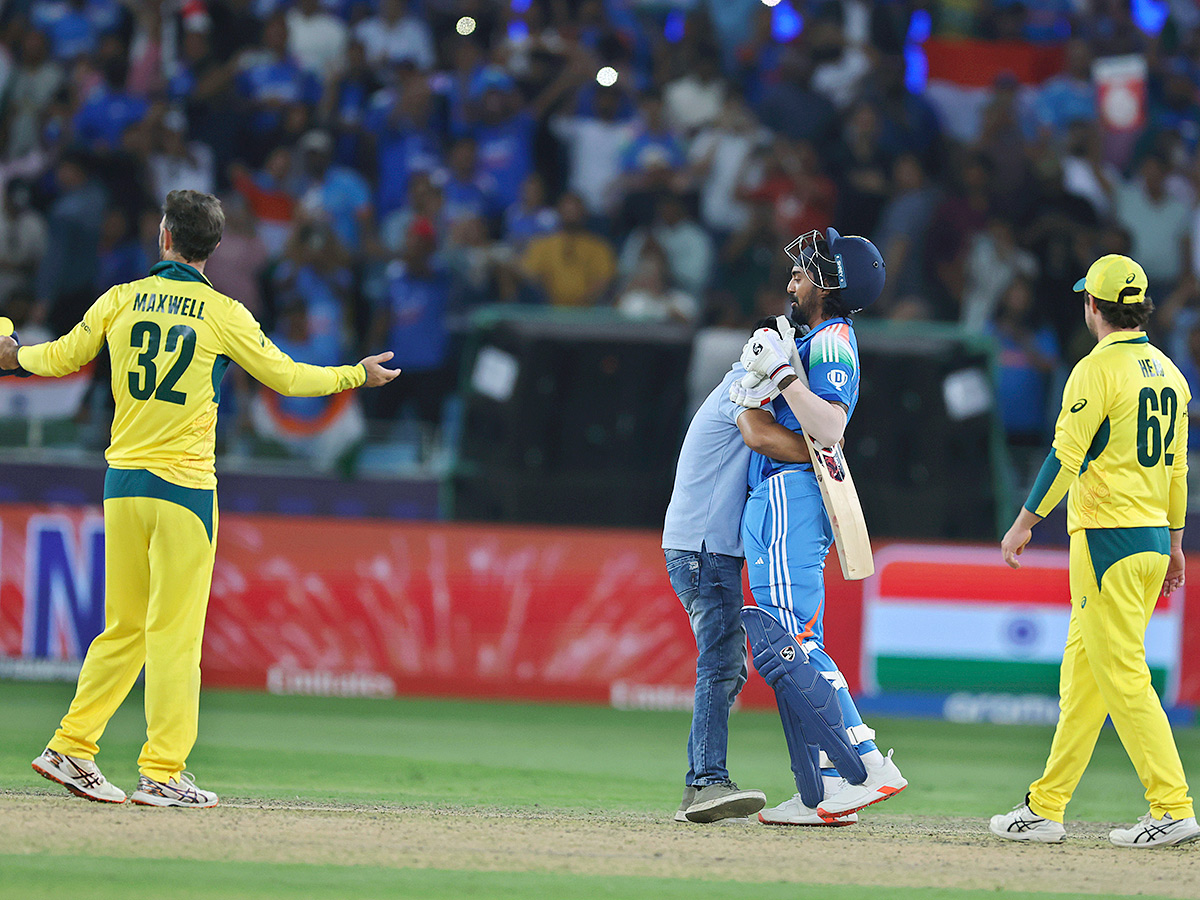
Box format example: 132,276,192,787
0,190,400,807
990,254,1198,848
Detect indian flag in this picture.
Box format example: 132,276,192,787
862,544,1182,702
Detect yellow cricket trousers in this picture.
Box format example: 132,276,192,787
49,468,218,782
1028,529,1193,822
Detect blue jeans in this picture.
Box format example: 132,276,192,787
665,546,748,787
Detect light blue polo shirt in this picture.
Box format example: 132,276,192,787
662,363,768,557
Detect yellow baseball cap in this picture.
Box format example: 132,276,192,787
1072,254,1149,304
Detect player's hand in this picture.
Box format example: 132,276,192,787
0,335,18,371
730,373,779,408
1162,548,1185,596
1000,524,1032,569
359,351,401,387
740,328,795,387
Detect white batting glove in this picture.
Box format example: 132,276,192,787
773,315,802,371
740,327,795,387
730,373,780,408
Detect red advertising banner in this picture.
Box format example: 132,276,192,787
3,504,1196,709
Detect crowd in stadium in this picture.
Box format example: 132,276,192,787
1,0,1200,466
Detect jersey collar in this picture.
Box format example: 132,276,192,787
1095,330,1149,350
149,260,213,287
799,316,851,347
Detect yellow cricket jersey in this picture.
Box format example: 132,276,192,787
18,261,366,489
1025,330,1189,533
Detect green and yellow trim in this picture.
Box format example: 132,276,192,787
104,468,215,542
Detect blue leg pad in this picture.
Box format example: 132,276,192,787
775,693,823,809
742,606,867,785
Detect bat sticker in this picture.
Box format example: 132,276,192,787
812,439,846,482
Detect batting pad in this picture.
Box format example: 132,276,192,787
774,692,824,809
742,606,867,786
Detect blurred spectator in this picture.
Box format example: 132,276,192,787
663,50,725,137
318,41,380,171
0,179,47,309
273,218,354,345
295,129,375,255
1061,122,1119,218
1,288,54,346
126,1,165,97
287,0,349,82
711,202,778,325
206,201,270,318
688,96,769,235
1,30,64,161
437,137,496,226
618,89,687,223
550,82,637,218
873,153,941,316
95,209,149,293
470,74,537,215
354,0,436,71
830,102,892,238
520,192,616,307
961,217,1039,333
236,13,322,163
989,276,1060,445
32,0,119,62
809,13,871,112
503,174,558,249
1033,38,1096,142
72,57,149,152
869,54,942,166
380,171,446,256
230,148,296,257
757,50,837,145
252,300,366,471
975,72,1033,221
367,73,442,218
168,25,239,177
619,193,714,298
924,154,993,319
742,140,837,246
150,109,216,203
1113,153,1192,299
616,245,699,324
369,217,452,425
35,152,107,335
445,214,516,307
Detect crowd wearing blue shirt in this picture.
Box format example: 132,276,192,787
2,0,1200,457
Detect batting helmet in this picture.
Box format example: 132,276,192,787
785,227,886,312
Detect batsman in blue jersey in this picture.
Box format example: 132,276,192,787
731,228,908,825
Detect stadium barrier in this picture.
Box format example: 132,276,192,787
1,504,1196,720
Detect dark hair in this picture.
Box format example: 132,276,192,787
1093,290,1154,330
163,190,224,262
822,291,855,319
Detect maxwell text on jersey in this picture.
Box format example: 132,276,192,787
131,293,207,321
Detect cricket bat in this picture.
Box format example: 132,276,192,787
790,358,874,581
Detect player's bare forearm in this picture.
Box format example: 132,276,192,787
1000,507,1043,570
778,379,848,448
736,409,809,462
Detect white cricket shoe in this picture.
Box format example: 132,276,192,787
32,747,126,804
989,800,1066,843
1110,812,1200,848
759,793,858,826
817,749,907,820
130,772,219,808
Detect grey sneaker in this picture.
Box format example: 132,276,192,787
32,747,126,804
1110,812,1200,848
684,781,766,823
674,785,697,823
129,772,218,808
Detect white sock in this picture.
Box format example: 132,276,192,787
860,748,885,766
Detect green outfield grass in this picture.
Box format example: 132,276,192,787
2,680,1197,900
